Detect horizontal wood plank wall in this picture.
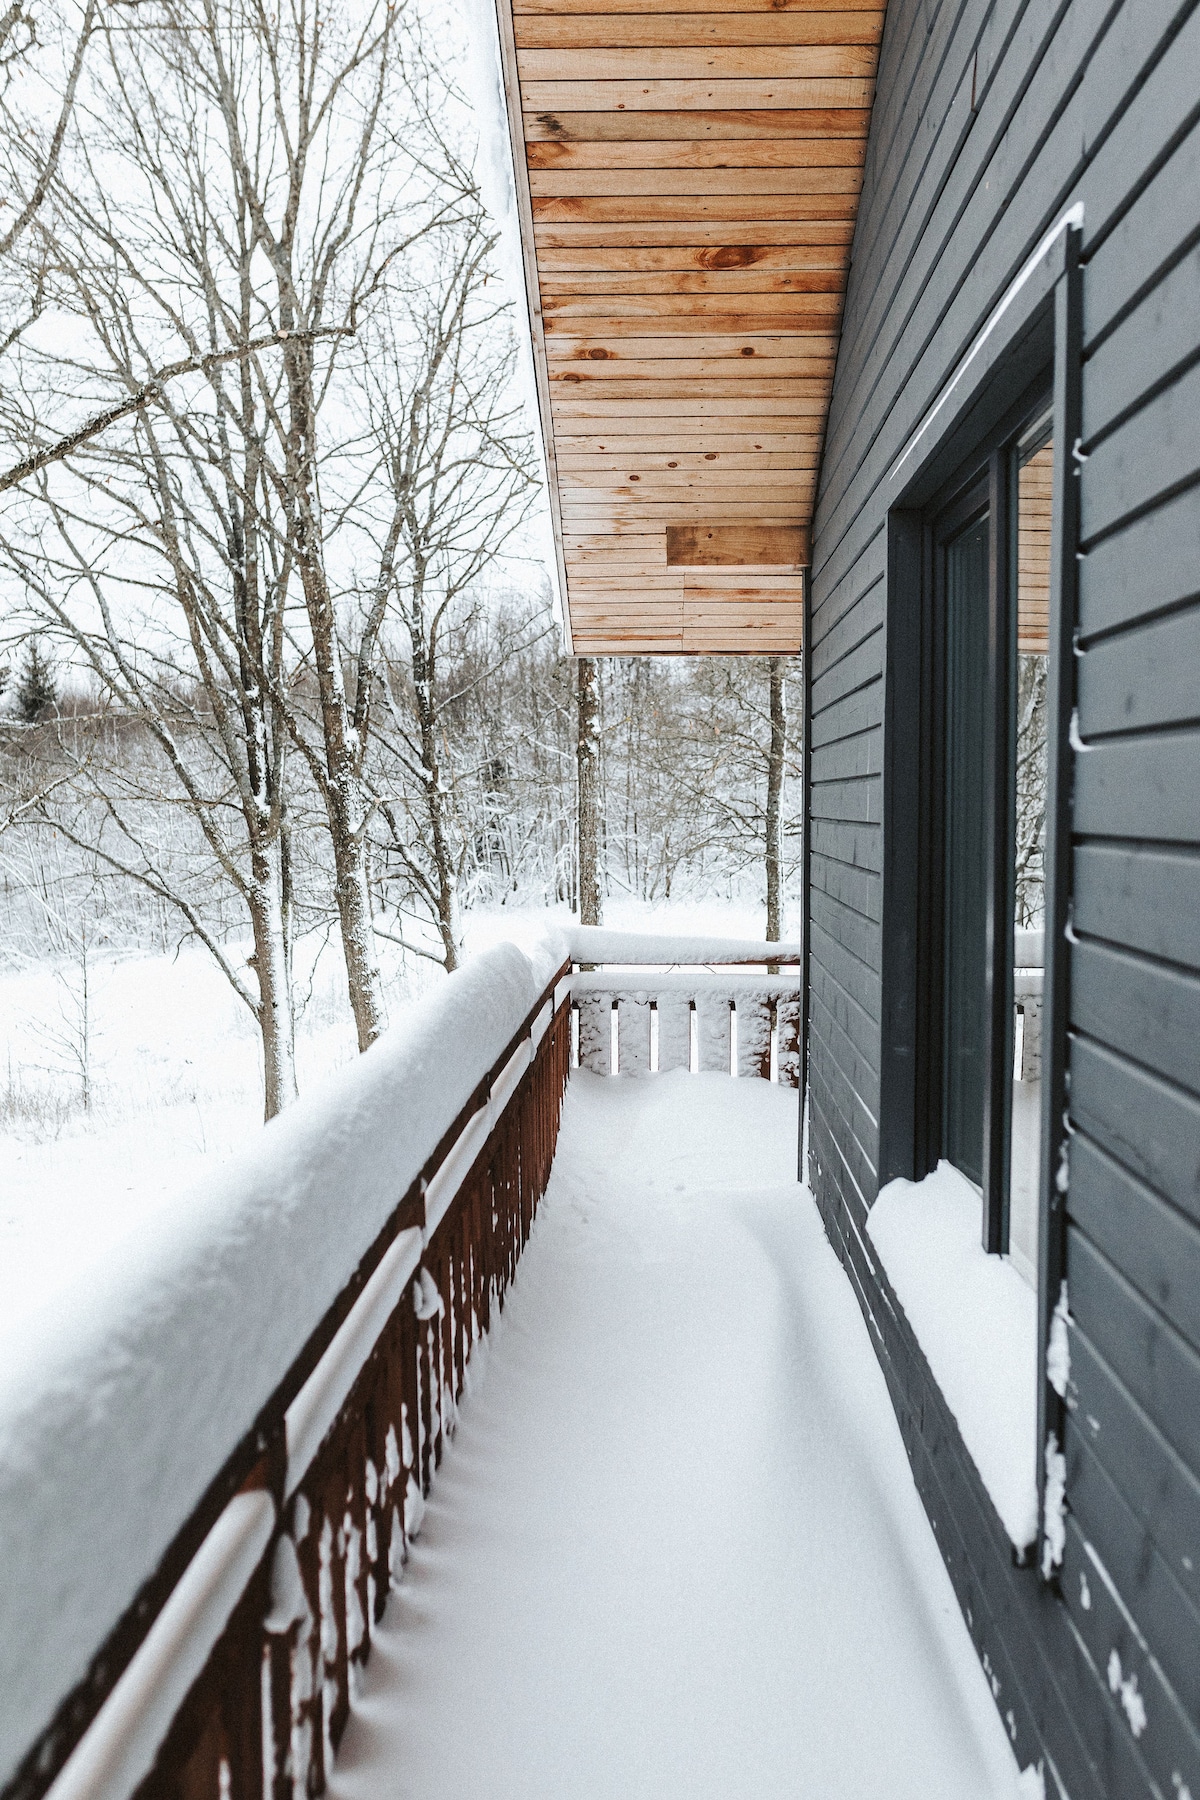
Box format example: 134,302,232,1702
806,0,1200,1793
497,0,885,652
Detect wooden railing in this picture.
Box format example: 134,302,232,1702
13,958,571,1800
564,927,804,1086
9,928,802,1800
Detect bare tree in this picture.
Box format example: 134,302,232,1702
576,656,602,926
0,0,98,362
1,532,300,1117
0,0,478,1053
592,655,801,914
0,696,74,835
0,0,324,1111
393,587,574,923
189,2,497,1039
0,827,106,1115
34,918,98,1113
352,208,541,972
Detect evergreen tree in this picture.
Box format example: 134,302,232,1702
16,640,57,722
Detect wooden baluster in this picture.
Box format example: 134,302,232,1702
695,992,733,1074
617,994,651,1074
576,992,613,1073
735,994,772,1079
776,997,801,1088
656,994,692,1072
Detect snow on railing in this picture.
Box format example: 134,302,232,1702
565,925,803,967
5,939,572,1800
563,928,804,1086
5,926,804,1800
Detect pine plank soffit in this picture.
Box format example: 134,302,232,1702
490,0,884,655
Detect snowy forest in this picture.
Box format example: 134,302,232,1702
0,0,801,1171
1,638,800,1122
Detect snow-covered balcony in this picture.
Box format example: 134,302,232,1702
3,929,1029,1800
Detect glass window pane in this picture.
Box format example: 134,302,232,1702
1008,431,1052,1282
942,509,990,1189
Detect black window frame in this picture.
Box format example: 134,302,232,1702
876,222,1082,1578
912,409,1040,1251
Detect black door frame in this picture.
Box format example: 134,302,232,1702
919,465,1016,1240
899,430,1036,1260
876,221,1082,1577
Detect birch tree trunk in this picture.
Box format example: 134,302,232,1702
248,834,297,1118
576,656,603,927
410,588,459,972
353,208,539,973
766,658,786,968
281,335,388,1049
0,0,327,1112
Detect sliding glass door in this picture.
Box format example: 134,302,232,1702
1007,417,1052,1279
925,406,1053,1263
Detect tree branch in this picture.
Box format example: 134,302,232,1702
0,323,355,495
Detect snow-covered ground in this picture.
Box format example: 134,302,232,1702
328,1074,1034,1800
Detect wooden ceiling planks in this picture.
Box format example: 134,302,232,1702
492,0,883,654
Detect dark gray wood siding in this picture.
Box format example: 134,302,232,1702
806,0,1200,1793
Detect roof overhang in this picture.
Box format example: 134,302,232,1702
492,0,883,654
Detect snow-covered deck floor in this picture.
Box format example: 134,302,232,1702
329,1072,1027,1800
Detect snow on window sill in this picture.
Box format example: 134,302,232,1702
867,1161,1038,1552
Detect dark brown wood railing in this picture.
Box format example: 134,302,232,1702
159,994,570,1800
26,970,571,1800
22,931,800,1800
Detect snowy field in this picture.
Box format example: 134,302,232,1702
328,1074,1034,1800
0,901,762,1344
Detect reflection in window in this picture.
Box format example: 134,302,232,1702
1007,426,1051,1285
941,505,990,1189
